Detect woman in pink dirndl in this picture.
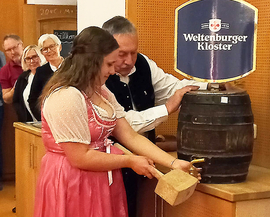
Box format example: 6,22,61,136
33,26,199,217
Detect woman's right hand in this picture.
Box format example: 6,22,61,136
172,159,201,181
129,155,159,179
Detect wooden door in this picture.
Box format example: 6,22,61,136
36,5,77,35
36,5,77,57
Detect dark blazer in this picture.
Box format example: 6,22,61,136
28,63,54,121
13,70,33,122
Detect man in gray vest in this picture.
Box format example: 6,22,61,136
103,16,209,217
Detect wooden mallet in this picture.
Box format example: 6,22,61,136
114,143,204,206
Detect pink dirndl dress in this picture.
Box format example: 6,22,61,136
33,87,128,217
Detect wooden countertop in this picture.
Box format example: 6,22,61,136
13,122,41,137
12,126,270,203
197,165,270,202
156,151,270,203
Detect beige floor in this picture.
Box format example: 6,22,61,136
0,181,16,217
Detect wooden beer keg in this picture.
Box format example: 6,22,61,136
177,90,254,183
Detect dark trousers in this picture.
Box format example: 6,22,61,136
122,130,156,217
122,168,140,217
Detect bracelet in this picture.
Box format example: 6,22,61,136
170,158,177,168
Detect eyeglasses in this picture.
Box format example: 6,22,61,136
24,55,39,63
41,44,58,54
5,43,22,54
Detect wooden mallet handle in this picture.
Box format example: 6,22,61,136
114,143,164,178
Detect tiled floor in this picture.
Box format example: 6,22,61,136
0,181,16,217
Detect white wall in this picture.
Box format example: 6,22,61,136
77,0,125,33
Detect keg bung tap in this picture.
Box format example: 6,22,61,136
189,158,205,178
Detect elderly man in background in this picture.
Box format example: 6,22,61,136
0,35,23,190
0,35,23,104
103,16,208,217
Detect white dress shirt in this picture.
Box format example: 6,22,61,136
115,53,208,134
23,73,37,122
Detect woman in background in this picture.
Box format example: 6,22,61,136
33,26,199,217
28,34,63,121
13,45,46,122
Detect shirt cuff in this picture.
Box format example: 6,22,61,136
156,104,169,117
198,82,208,90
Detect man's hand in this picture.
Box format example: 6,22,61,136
2,87,15,104
165,85,199,115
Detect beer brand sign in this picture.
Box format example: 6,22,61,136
175,0,258,82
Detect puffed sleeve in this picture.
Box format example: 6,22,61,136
102,85,125,119
42,87,90,144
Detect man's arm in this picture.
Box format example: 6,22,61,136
124,105,168,133
2,87,14,104
0,64,16,104
124,86,199,134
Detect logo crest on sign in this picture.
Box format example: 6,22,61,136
209,19,221,32
201,19,230,32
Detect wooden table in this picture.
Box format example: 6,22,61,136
14,125,270,217
157,152,270,217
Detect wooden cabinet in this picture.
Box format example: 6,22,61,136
14,122,45,217
14,122,270,217
138,151,270,217
155,163,270,217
